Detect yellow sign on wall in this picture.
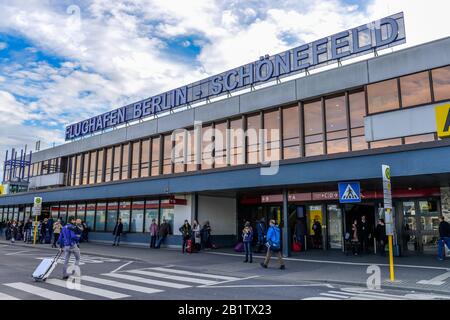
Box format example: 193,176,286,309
435,104,450,138
0,185,4,195
308,205,323,235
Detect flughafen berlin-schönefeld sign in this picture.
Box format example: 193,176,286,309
65,12,406,141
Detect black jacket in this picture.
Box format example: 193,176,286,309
375,224,386,241
113,222,123,236
439,221,450,238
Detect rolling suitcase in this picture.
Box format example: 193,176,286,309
186,239,193,253
32,250,62,282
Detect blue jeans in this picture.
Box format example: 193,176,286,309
113,235,121,245
156,236,166,248
438,237,450,260
244,241,252,261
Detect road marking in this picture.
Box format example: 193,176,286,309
332,289,408,300
0,292,20,300
206,252,450,270
126,269,217,285
303,297,339,300
5,282,82,300
104,272,191,289
198,283,333,289
320,293,350,299
5,250,32,255
45,279,130,299
417,271,450,286
111,261,134,274
149,267,240,281
81,276,163,294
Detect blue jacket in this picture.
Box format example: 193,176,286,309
266,225,281,246
58,224,80,247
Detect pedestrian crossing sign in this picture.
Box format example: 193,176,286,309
338,182,361,203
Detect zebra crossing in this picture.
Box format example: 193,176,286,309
35,254,121,265
303,287,450,300
0,266,244,300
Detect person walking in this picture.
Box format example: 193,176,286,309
52,219,62,248
46,217,54,244
351,220,360,256
24,218,33,243
112,218,123,246
155,219,170,248
58,216,81,280
255,218,266,253
9,220,18,243
39,219,47,244
17,222,23,241
179,220,192,254
82,221,89,242
375,219,387,256
438,216,450,261
149,219,158,248
260,220,285,269
242,221,253,263
294,218,306,250
192,219,201,251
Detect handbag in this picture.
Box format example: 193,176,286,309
234,242,244,252
292,240,301,252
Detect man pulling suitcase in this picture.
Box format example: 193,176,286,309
58,216,82,280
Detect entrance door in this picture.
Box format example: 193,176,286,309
401,199,441,254
327,204,343,250
344,203,376,252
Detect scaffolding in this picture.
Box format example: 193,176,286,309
2,146,32,194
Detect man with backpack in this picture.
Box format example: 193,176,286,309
260,219,285,270
58,216,81,280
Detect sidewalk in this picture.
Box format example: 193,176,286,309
2,239,450,295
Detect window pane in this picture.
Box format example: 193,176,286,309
130,201,145,233
67,204,77,220
367,79,399,113
151,137,160,176
113,145,121,181
106,202,118,232
404,133,435,144
174,130,186,173
121,144,129,180
230,118,244,166
282,106,300,159
82,153,89,185
246,114,261,164
370,138,402,149
144,200,159,232
76,203,86,220
305,142,323,157
349,91,366,128
327,138,348,154
263,110,280,162
432,66,450,101
89,151,96,184
160,200,174,235
214,122,227,168
85,203,95,230
325,95,347,132
96,149,104,184
400,71,431,107
105,147,113,182
202,125,214,169
131,141,140,179
351,136,368,151
51,204,59,219
304,101,323,136
141,139,150,177
59,205,68,224
163,135,172,175
75,154,82,186
119,201,131,232
95,202,106,231
186,129,197,171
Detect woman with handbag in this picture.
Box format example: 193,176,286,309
242,221,253,263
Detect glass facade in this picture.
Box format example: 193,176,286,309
85,203,95,230
95,202,106,232
432,66,450,101
304,100,323,157
144,200,159,233
367,78,399,113
130,201,145,233
400,71,431,107
106,202,118,232
119,201,131,232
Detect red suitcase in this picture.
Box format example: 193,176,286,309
186,239,194,253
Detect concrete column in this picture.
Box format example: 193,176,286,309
282,189,290,257
440,187,450,221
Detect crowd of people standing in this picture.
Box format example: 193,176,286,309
0,216,90,245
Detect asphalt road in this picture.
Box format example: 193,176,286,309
0,243,449,300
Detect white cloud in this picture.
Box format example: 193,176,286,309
0,42,7,50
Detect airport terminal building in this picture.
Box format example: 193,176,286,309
1,18,450,255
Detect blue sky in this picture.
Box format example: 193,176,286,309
0,0,449,166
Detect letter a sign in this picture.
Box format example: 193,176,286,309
338,182,361,203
